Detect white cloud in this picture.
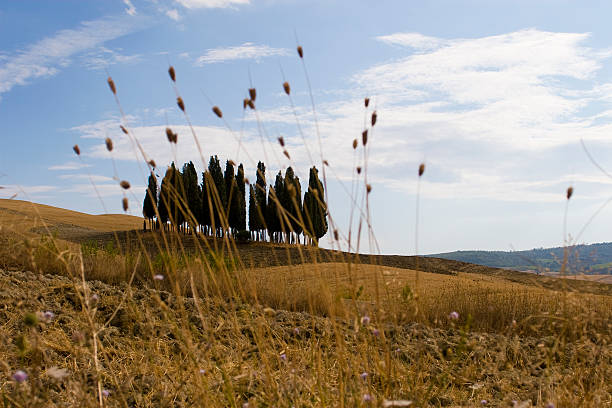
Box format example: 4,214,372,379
49,161,93,171
58,174,115,183
376,33,446,51
81,46,142,70
0,185,57,200
0,15,145,97
123,0,137,15
196,42,289,65
175,0,249,9
166,9,181,21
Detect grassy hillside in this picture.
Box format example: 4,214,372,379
429,242,612,274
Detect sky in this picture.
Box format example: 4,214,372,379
3,0,612,255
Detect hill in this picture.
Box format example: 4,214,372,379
428,242,612,274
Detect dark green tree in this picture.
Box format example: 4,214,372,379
248,185,258,240
158,166,173,230
250,161,267,241
266,171,285,242
142,172,158,230
224,160,236,235
200,171,212,235
283,167,303,243
233,163,246,232
303,166,328,245
208,156,226,236
182,161,201,234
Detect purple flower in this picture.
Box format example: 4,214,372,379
481,400,488,405
12,370,28,383
102,389,110,397
448,311,459,320
361,315,371,326
91,294,100,303
280,353,287,361
394,348,401,353
372,329,380,336
199,369,206,374
363,393,372,402
293,327,300,335
545,403,555,408
360,372,368,380
153,274,164,281
42,311,55,322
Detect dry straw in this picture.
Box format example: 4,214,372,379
121,197,128,211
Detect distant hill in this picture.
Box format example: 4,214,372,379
428,242,612,274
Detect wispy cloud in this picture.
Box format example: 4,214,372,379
0,185,57,200
49,161,92,171
166,9,181,21
123,0,137,16
80,46,142,70
196,42,289,65
175,0,249,9
0,15,147,98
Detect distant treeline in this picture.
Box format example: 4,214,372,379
142,157,328,245
428,242,612,274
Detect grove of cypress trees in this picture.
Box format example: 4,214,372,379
267,171,285,242
283,167,303,244
142,172,158,230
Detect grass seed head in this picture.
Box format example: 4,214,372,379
297,45,303,58
283,81,291,95
168,66,176,82
333,229,339,240
249,88,256,101
107,77,116,95
177,97,185,112
247,99,255,110
353,139,358,149
212,106,223,118
365,97,370,107
148,159,156,168
166,127,177,144
418,163,425,177
105,137,113,152
357,166,362,174
283,150,290,159
366,183,372,193
371,111,378,126
362,130,368,146
73,145,80,155
229,160,236,166
120,180,130,190
278,136,285,147
120,125,128,134
567,186,573,200
243,98,249,109
122,197,128,212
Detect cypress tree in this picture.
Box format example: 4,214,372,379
200,171,212,235
303,166,328,245
267,171,285,242
234,164,246,232
170,163,185,232
224,160,236,235
208,156,226,235
283,167,303,243
254,161,267,240
182,161,201,233
248,184,257,240
158,166,172,230
142,172,158,230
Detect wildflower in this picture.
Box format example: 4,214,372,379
360,372,368,380
361,315,371,326
199,369,206,375
280,353,287,361
91,293,100,303
293,327,299,335
372,329,380,336
102,389,110,397
448,311,459,320
153,274,164,281
42,310,55,322
12,370,28,383
545,403,555,408
481,400,488,405
363,394,372,402
46,366,69,380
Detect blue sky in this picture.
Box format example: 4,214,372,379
3,0,612,255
